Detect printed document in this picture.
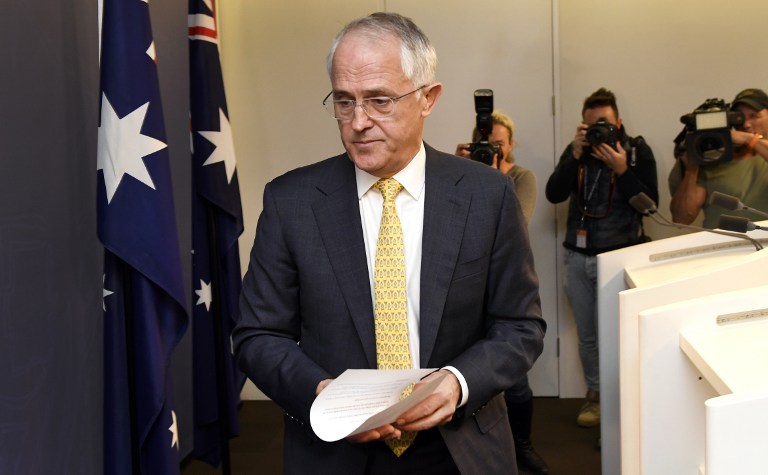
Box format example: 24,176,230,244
309,368,443,442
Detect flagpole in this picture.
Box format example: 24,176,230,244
120,257,142,475
205,204,232,475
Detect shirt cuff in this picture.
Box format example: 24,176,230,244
441,365,469,408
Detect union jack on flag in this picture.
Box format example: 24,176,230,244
189,0,245,467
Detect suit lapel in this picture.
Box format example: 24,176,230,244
419,148,471,365
310,150,472,369
312,157,377,368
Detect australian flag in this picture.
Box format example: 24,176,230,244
98,0,188,474
189,0,245,467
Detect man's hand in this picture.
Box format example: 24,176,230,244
670,151,706,224
346,424,403,443
346,369,461,443
341,370,461,444
315,378,333,396
676,150,697,171
391,369,460,432
455,143,471,158
572,123,589,159
731,129,757,147
592,142,628,175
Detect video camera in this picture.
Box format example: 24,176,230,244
467,89,501,166
677,98,744,166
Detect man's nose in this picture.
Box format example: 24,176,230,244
350,104,372,130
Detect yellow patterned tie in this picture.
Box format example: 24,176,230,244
372,178,416,456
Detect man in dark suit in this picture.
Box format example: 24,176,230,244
233,12,545,475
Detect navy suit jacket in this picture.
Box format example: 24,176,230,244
234,144,545,474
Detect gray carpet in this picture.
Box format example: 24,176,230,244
182,398,601,475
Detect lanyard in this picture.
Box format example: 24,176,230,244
577,163,615,219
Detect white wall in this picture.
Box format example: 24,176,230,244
558,0,768,233
221,0,768,399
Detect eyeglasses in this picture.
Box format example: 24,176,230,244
322,85,427,121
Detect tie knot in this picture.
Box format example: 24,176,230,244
374,178,403,204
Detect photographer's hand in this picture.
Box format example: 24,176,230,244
731,129,755,147
592,142,628,175
670,151,705,225
572,123,589,159
732,130,767,161
455,143,472,158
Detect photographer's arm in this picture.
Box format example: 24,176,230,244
545,145,580,204
513,168,537,225
610,141,659,206
753,136,768,161
732,130,768,162
669,154,706,225
455,143,471,158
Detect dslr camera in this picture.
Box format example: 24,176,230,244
467,89,501,166
586,119,619,147
678,98,744,166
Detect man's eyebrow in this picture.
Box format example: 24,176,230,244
332,88,393,99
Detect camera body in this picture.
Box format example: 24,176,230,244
679,98,744,166
586,119,619,147
468,89,501,166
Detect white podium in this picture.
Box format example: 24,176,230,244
638,286,768,474
595,227,768,475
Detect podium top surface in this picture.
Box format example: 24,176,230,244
624,246,755,289
680,318,768,395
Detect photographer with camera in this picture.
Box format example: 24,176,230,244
456,110,537,224
456,108,546,475
545,87,658,430
669,88,768,228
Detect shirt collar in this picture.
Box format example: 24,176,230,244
355,142,426,200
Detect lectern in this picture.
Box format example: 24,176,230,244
595,227,768,475
638,285,768,474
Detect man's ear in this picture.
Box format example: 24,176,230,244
421,83,443,117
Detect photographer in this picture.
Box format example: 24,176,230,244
545,88,658,430
456,111,537,223
456,110,547,475
669,88,768,227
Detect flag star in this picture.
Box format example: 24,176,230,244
103,274,114,311
169,410,179,450
198,108,237,183
146,40,156,62
97,93,166,203
195,279,213,311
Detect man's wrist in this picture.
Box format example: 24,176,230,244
748,133,763,149
441,366,468,408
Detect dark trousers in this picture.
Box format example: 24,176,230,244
365,428,461,475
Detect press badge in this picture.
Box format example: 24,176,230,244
576,229,587,248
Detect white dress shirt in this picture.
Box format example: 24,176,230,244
355,143,469,406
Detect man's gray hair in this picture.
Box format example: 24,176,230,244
326,12,437,92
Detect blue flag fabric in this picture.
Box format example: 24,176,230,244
98,1,188,474
189,0,246,466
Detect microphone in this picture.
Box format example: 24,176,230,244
718,215,768,233
628,192,658,215
629,192,763,251
709,191,768,219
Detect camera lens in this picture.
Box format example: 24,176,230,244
693,134,726,163
471,145,495,166
586,125,610,145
